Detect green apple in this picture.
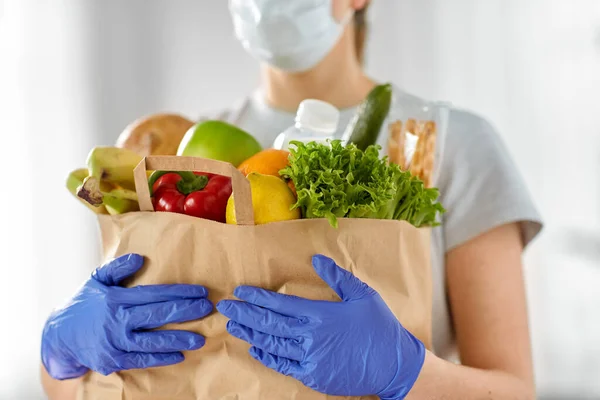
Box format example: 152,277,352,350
177,120,262,167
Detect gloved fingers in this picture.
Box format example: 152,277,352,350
227,321,304,361
126,298,213,330
312,254,375,301
233,285,307,316
112,351,185,372
92,254,144,286
217,300,306,338
120,330,205,353
113,284,209,306
249,346,304,381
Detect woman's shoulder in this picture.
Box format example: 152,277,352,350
443,107,509,170
447,106,504,147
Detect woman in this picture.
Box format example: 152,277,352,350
42,1,543,398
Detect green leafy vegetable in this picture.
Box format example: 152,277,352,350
279,140,445,228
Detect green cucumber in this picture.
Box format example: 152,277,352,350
344,83,393,151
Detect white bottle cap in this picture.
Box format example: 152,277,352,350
295,99,340,135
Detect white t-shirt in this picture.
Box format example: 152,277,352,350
203,85,543,360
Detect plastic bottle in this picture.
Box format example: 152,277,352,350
272,99,340,150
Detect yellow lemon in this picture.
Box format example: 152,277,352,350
226,172,300,225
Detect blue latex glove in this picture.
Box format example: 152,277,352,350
217,255,425,399
41,254,213,380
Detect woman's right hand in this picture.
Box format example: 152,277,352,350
41,254,213,380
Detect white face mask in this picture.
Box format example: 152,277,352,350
228,0,354,73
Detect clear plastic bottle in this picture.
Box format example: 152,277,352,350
272,99,340,150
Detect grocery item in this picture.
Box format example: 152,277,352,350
341,83,393,150
102,191,140,216
66,169,108,214
409,121,437,188
116,113,195,156
76,175,139,215
177,120,262,167
272,99,339,150
226,172,300,225
85,154,434,399
71,146,142,214
64,96,442,397
148,170,232,223
237,148,290,177
83,146,142,190
387,119,437,188
68,168,139,215
280,140,444,228
78,176,138,205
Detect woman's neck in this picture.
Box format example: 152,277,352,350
260,28,377,113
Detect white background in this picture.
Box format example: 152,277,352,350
1,1,599,399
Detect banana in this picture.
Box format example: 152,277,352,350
104,186,139,215
77,176,104,206
104,195,140,215
77,175,139,213
77,146,142,209
69,146,144,215
106,187,138,201
86,146,142,190
66,169,108,214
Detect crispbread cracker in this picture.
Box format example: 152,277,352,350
387,119,437,188
421,121,437,188
387,121,403,166
409,121,426,180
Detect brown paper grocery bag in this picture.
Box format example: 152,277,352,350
78,156,432,400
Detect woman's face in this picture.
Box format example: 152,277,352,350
229,0,369,73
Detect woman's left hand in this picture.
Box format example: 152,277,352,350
217,255,425,399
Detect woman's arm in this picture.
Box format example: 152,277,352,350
407,222,535,399
41,363,80,400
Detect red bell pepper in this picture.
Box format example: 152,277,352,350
148,171,232,222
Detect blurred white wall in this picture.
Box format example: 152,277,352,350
0,1,100,398
1,0,599,399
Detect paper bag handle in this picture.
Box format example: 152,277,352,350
133,156,255,226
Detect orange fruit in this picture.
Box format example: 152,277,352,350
238,148,290,178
